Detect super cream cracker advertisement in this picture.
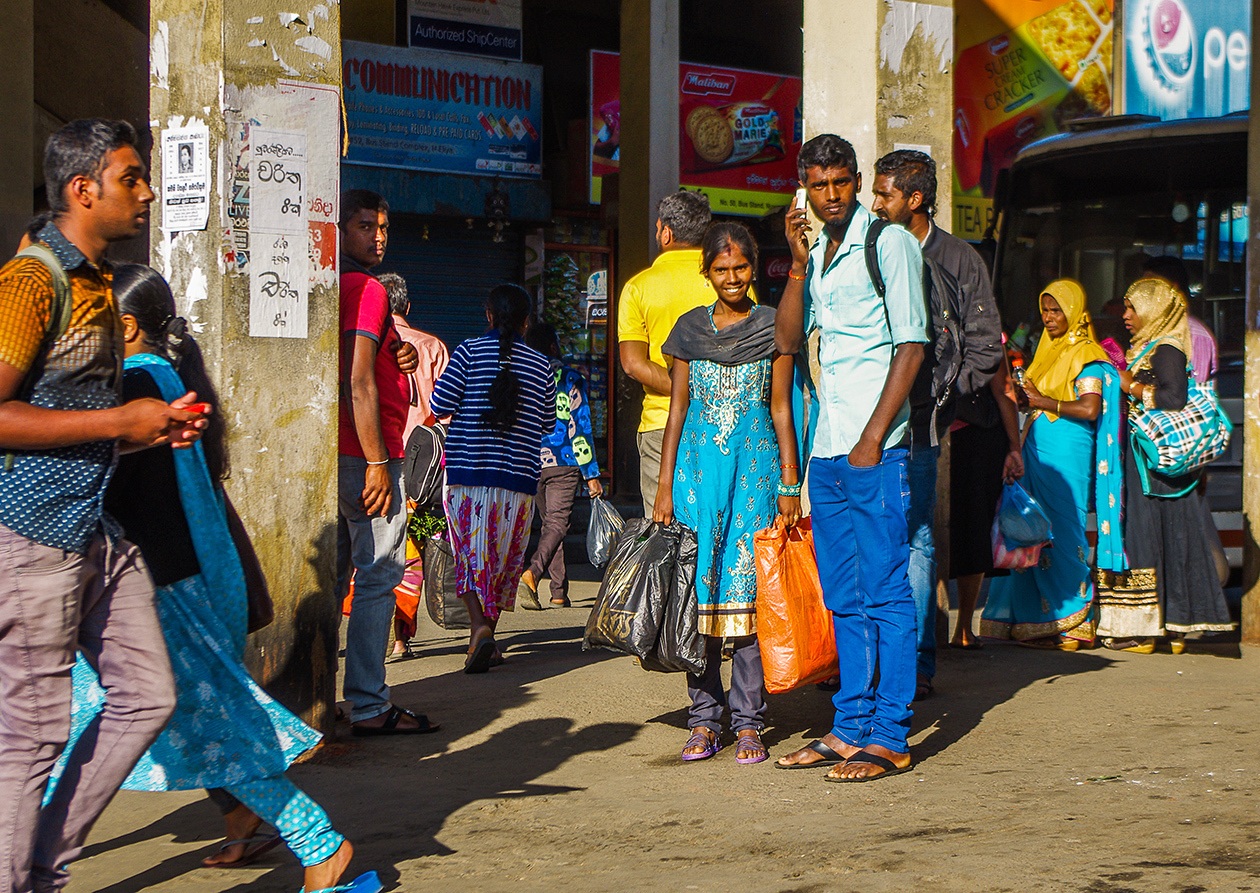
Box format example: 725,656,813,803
953,0,1114,240
589,51,802,216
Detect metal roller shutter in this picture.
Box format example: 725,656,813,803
380,218,523,351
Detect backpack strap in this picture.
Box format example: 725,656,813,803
5,244,72,471
864,218,889,299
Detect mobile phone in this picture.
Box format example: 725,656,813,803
184,402,212,415
793,187,808,212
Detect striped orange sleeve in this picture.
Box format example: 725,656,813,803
0,258,54,375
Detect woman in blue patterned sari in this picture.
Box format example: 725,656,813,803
980,279,1125,649
61,267,377,893
655,222,801,765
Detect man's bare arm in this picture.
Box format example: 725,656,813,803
848,342,925,467
347,333,392,516
619,341,672,396
0,359,199,450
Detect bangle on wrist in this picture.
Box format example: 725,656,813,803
366,458,389,466
777,482,803,497
787,270,806,281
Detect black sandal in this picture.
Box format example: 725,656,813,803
823,750,913,783
351,704,440,736
775,739,847,769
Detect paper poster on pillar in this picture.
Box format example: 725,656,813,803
161,124,211,232
249,128,309,338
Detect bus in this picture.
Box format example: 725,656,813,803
990,113,1248,568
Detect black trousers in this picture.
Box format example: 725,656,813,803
527,466,582,598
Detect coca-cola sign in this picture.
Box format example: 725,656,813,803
764,256,792,280
682,71,736,98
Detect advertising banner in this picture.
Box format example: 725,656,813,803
343,40,541,178
589,51,802,217
1122,0,1250,119
407,0,522,61
952,0,1114,240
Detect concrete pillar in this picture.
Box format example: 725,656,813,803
1242,0,1260,645
150,0,343,728
614,0,680,496
0,0,34,253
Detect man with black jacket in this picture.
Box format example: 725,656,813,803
872,150,1004,698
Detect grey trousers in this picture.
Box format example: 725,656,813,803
686,635,766,734
528,466,582,598
637,428,665,518
0,525,175,893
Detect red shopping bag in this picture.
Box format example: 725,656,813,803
753,517,838,693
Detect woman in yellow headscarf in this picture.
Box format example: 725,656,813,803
1095,277,1234,653
981,280,1125,648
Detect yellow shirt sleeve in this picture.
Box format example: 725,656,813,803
617,278,648,344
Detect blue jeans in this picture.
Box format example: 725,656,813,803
337,456,408,723
907,445,939,680
809,450,915,754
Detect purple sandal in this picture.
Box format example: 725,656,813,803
681,728,721,761
735,731,768,765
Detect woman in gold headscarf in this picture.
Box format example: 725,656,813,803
1095,277,1234,653
981,280,1125,649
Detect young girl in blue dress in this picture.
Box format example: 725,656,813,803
654,222,801,765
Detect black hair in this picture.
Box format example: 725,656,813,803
484,284,532,431
25,211,53,241
44,119,140,219
113,264,229,483
524,320,561,358
377,272,409,316
700,221,759,275
797,134,858,184
657,191,712,247
1140,254,1191,297
874,149,937,217
339,189,389,228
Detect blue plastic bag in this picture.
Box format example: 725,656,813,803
996,481,1052,548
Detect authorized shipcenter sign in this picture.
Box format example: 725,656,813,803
408,0,522,61
342,40,541,178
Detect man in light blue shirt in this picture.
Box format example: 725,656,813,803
774,134,927,782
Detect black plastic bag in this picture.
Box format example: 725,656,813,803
640,523,704,675
583,519,705,675
586,495,624,568
421,535,470,630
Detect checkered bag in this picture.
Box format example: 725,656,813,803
1129,371,1232,490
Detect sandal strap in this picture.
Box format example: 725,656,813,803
844,750,899,772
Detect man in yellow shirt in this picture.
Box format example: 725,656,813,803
617,191,714,515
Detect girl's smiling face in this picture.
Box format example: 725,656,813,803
706,244,754,305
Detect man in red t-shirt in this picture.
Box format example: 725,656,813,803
337,189,437,736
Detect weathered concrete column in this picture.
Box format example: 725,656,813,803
614,0,680,496
1242,0,1260,645
803,0,955,637
0,0,34,253
150,1,343,728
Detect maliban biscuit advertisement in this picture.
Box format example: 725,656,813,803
953,0,1114,240
589,50,802,217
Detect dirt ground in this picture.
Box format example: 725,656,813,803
74,569,1260,893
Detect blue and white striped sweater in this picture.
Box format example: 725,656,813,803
430,333,556,495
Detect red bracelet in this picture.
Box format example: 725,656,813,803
787,270,806,281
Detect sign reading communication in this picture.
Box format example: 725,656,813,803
1123,0,1251,119
342,40,542,178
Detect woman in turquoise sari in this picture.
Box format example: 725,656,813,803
61,266,377,893
981,279,1125,649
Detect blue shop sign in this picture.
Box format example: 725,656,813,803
1124,0,1251,119
342,40,542,178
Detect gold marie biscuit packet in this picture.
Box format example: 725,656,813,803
683,102,785,172
1026,0,1111,83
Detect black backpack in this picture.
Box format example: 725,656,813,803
403,422,447,510
865,219,964,443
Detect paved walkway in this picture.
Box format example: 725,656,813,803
74,572,1258,893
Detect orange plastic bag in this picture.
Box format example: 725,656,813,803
342,535,423,639
753,517,838,693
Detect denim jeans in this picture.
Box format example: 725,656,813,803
809,450,915,754
337,456,407,723
906,445,939,680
